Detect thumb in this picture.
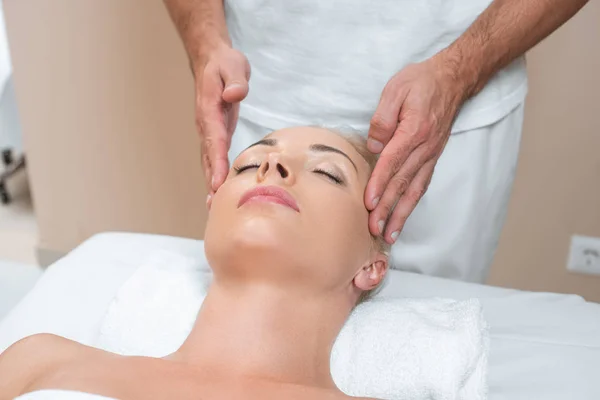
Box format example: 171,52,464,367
220,56,250,104
368,82,409,154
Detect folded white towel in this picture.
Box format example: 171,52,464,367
95,250,488,400
95,250,210,357
333,299,488,400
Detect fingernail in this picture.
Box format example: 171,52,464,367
206,194,212,207
367,138,384,153
378,220,385,235
225,82,243,90
211,175,217,189
372,197,380,207
391,231,400,242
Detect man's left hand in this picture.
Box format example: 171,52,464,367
365,53,469,244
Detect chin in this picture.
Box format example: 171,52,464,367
232,215,287,250
205,214,293,272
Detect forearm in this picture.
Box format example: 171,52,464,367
163,0,231,70
442,0,589,98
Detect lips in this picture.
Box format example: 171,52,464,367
238,185,300,212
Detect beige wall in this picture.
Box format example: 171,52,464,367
4,1,600,300
3,0,208,257
488,1,600,302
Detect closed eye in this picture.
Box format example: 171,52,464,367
313,169,344,185
234,163,260,174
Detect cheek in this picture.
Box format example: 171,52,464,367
311,196,372,262
204,184,239,252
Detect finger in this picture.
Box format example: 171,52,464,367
202,118,231,191
196,61,226,134
364,126,415,210
383,159,436,243
225,101,240,137
220,54,250,104
206,192,214,210
367,146,429,237
200,69,232,191
200,142,213,192
367,83,409,154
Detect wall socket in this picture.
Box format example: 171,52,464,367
567,235,600,276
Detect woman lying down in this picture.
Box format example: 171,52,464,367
0,127,391,400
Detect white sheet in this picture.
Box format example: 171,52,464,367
0,259,41,320
15,390,115,400
1,232,599,400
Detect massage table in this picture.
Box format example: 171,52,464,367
0,232,599,399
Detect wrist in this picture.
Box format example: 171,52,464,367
190,35,231,73
435,44,486,101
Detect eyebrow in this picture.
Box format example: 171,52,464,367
309,144,357,172
246,138,277,149
246,138,358,171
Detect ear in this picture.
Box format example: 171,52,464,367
353,253,389,292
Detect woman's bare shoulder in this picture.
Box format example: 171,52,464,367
0,334,86,398
5,332,77,348
2,333,83,363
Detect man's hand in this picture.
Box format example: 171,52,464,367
162,0,244,203
363,0,590,243
196,45,250,200
365,54,467,244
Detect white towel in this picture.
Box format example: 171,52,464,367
332,299,488,400
95,250,488,400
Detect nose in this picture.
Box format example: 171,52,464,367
257,152,294,184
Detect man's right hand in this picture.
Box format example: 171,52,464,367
195,44,250,200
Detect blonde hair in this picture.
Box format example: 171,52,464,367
321,126,391,304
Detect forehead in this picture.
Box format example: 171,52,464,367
269,126,349,143
266,127,367,164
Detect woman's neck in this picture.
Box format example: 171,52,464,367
170,280,352,389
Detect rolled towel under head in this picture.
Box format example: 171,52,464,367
95,250,489,400
332,297,488,399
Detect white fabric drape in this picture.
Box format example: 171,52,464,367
0,3,11,100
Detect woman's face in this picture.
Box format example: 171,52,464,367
204,127,385,299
